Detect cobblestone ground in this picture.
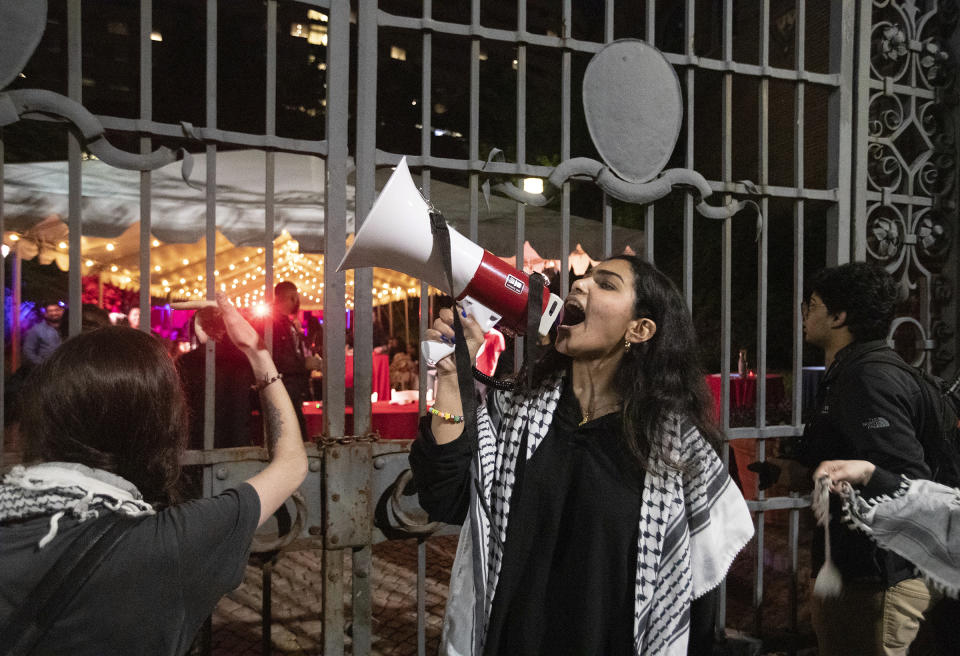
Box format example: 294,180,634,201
209,515,816,656
210,536,458,656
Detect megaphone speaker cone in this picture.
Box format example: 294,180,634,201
338,156,564,337
337,157,484,297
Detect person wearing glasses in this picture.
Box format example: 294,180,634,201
758,263,938,656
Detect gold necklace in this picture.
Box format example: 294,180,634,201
578,401,622,426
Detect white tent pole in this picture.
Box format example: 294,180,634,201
11,245,22,372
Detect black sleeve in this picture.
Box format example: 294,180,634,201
687,586,720,654
408,414,475,524
860,465,902,498
830,369,931,479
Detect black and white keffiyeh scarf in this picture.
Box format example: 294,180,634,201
440,372,754,656
840,476,960,599
0,462,154,548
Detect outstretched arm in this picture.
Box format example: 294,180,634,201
185,295,308,527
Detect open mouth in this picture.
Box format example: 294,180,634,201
560,303,585,327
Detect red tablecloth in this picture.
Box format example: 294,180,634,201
705,373,785,421
706,373,786,499
302,400,422,440
344,352,391,400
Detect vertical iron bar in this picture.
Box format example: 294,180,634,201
753,1,771,635
826,1,855,265
265,0,277,356
67,0,82,338
352,546,373,656
643,0,656,264
264,0,277,398
717,0,733,631
323,549,345,655
790,1,808,633
202,0,218,496
468,0,481,245
560,0,572,295
322,0,350,439
139,0,153,333
851,1,872,261
417,539,427,656
419,0,434,420
683,0,695,307
416,6,433,650
513,0,527,369
355,0,378,444
262,559,273,655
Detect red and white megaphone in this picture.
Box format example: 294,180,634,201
337,157,563,364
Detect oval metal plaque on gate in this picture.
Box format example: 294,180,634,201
582,39,682,184
0,0,48,90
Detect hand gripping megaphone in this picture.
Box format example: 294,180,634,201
337,157,563,365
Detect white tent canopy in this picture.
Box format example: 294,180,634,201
4,149,644,259
2,151,644,307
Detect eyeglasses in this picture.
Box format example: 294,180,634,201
801,298,823,316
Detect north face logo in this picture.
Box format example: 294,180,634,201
862,416,891,429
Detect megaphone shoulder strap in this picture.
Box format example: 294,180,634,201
525,273,544,390
429,211,481,448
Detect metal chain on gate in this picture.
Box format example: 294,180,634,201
315,432,380,447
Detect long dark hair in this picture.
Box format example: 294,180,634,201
21,326,188,506
529,255,720,469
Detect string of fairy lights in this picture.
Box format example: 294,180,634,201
4,231,425,311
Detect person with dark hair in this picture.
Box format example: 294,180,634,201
79,303,112,333
260,281,320,438
757,262,938,655
22,300,64,368
123,306,141,330
410,255,753,655
389,338,418,391
177,308,257,449
0,294,307,655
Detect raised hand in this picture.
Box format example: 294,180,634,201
424,305,484,376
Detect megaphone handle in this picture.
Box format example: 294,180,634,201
429,210,480,442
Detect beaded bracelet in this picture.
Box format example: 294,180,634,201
251,372,283,392
428,406,464,423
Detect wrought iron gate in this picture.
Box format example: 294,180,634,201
2,1,958,654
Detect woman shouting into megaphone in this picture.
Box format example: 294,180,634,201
409,255,753,656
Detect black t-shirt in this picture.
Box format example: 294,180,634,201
0,483,260,655
411,381,721,655
485,381,643,656
413,381,643,655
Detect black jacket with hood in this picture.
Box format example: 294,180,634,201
798,339,932,585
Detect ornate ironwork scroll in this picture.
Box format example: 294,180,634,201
866,0,959,373
485,39,760,227
0,0,180,172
